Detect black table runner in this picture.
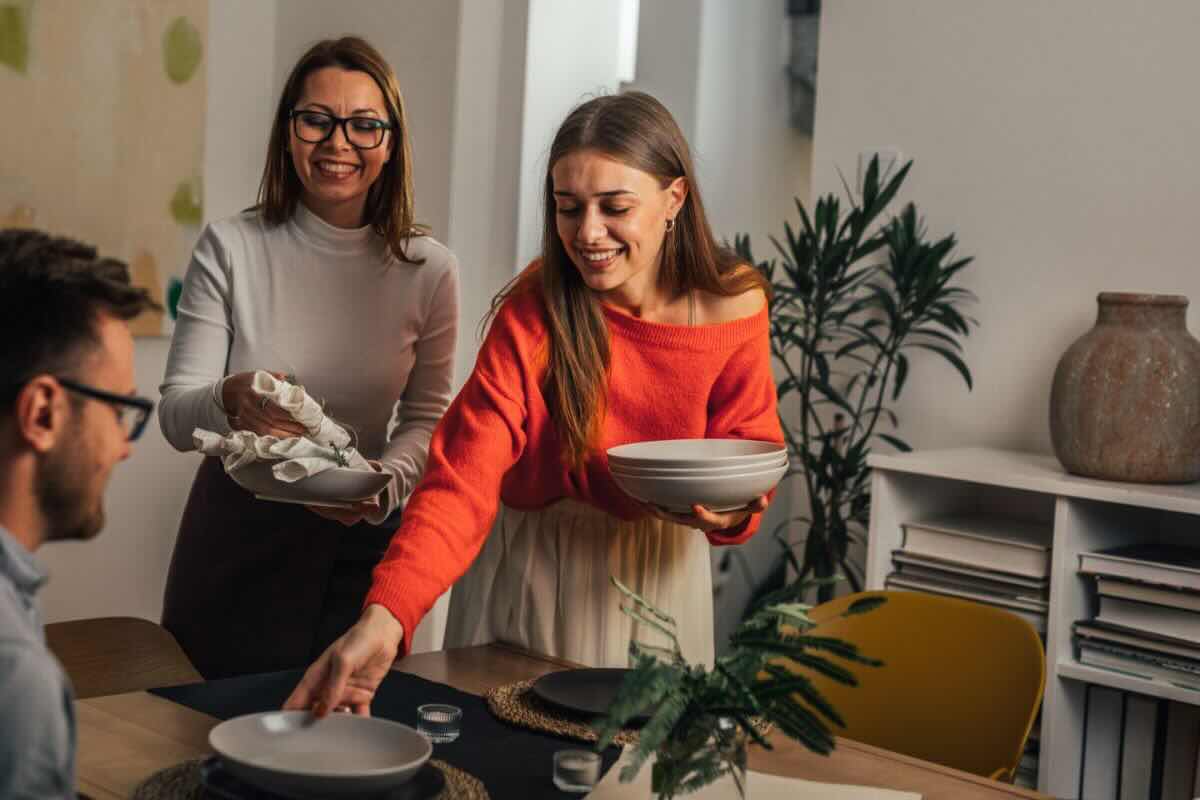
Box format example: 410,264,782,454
151,668,621,799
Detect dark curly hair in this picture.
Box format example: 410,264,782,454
0,229,160,407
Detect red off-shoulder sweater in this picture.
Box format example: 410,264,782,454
366,287,783,654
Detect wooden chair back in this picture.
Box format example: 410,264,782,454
44,616,201,699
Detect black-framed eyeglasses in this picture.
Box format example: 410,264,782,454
56,377,155,442
289,109,392,150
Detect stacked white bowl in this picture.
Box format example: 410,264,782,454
607,439,788,513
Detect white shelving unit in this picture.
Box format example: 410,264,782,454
866,446,1200,798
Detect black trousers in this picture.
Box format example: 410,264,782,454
162,457,393,679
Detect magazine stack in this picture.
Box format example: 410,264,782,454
887,513,1051,634
1074,544,1200,692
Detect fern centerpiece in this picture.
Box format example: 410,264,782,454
593,578,884,798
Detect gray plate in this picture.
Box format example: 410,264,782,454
531,668,650,723
208,711,431,799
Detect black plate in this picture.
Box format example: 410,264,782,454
530,668,649,723
199,757,445,800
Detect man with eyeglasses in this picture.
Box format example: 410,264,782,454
0,229,158,799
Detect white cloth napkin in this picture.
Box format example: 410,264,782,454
193,429,372,482
249,370,352,448
585,748,922,800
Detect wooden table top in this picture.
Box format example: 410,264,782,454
76,643,1048,800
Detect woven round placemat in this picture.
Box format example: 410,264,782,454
484,679,639,746
130,759,204,800
485,679,773,748
130,757,488,800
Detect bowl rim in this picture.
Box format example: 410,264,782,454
611,464,787,481
208,711,432,779
609,457,787,474
607,438,786,464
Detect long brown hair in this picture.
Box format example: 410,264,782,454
257,36,427,263
489,91,769,468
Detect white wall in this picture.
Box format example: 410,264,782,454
38,0,280,624
694,0,811,255
624,0,702,141
515,0,626,268
812,0,1200,456
446,0,529,383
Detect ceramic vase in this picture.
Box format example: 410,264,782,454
1050,292,1200,483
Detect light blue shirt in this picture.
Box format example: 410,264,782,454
0,524,76,799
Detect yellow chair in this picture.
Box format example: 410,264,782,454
800,590,1045,782
44,616,202,699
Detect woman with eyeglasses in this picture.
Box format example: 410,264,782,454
157,37,459,679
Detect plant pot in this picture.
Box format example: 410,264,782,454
1050,292,1200,483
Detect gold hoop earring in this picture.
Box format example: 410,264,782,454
665,218,676,233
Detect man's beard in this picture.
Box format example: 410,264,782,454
35,432,104,543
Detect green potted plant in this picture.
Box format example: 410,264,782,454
594,577,883,798
733,157,977,604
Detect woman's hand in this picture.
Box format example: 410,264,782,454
284,603,405,717
645,494,768,533
306,497,381,526
305,460,386,525
222,370,308,438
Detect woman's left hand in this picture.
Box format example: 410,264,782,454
306,497,381,526
645,494,768,532
305,461,386,526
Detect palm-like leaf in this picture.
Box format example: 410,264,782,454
735,156,976,604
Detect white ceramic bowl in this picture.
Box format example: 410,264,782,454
229,463,391,507
209,711,432,798
611,462,787,513
607,439,786,469
610,453,788,477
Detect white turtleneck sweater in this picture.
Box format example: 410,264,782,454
159,203,460,523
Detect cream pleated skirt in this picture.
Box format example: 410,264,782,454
444,500,714,668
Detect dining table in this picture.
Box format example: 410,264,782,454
76,642,1049,800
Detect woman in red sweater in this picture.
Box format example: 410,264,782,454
286,91,783,715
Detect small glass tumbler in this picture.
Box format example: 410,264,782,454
553,749,601,793
416,703,462,743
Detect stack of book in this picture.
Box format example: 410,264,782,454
886,513,1053,634
1075,544,1200,691
1079,686,1200,800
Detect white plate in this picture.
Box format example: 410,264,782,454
209,711,432,798
607,439,786,469
611,462,787,513
228,463,391,506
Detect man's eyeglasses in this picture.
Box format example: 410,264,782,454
289,110,392,150
56,378,155,441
